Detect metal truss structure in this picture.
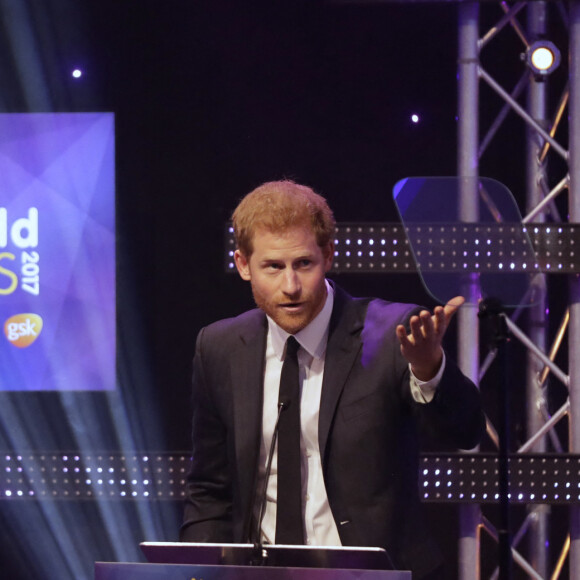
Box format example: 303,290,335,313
456,1,579,579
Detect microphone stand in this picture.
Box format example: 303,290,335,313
479,298,512,580
250,401,286,566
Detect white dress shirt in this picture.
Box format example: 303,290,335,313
254,281,444,545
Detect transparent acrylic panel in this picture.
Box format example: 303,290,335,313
393,177,539,307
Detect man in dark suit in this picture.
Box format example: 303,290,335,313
180,180,485,579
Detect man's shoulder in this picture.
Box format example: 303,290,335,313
201,308,266,341
331,283,422,329
338,289,420,322
354,299,421,343
365,297,421,322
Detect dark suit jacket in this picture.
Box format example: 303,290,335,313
180,284,485,578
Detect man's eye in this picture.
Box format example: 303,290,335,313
298,260,311,268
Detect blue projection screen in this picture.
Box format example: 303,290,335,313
0,113,115,391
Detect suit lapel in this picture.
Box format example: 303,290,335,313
230,311,267,529
318,286,366,462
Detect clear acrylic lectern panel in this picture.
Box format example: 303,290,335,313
393,176,539,308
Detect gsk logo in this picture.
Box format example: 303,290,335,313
4,314,43,348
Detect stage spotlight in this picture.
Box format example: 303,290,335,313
525,40,561,77
72,68,82,78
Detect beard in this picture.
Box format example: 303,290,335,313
250,280,328,334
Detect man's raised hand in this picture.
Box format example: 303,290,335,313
395,296,465,381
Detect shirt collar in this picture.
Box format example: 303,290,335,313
267,279,334,361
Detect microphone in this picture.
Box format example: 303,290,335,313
250,401,287,565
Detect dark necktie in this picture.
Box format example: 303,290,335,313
275,336,304,544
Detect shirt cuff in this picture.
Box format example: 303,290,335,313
409,351,446,404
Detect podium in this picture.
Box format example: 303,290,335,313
95,562,411,579
95,543,411,579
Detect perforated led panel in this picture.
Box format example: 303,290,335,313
2,453,579,503
224,223,580,273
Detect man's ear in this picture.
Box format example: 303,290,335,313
234,249,252,281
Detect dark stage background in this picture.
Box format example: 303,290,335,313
0,1,571,578
105,0,469,451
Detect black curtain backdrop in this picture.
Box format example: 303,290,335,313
106,0,464,449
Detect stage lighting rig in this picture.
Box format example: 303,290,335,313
524,39,561,78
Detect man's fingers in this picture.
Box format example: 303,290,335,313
419,310,435,336
396,323,410,345
443,296,465,321
409,315,425,341
399,296,465,345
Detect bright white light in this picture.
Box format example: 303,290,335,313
531,48,555,71
526,40,561,75
72,69,82,79
411,114,420,124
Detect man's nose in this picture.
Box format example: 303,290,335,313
281,269,301,295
